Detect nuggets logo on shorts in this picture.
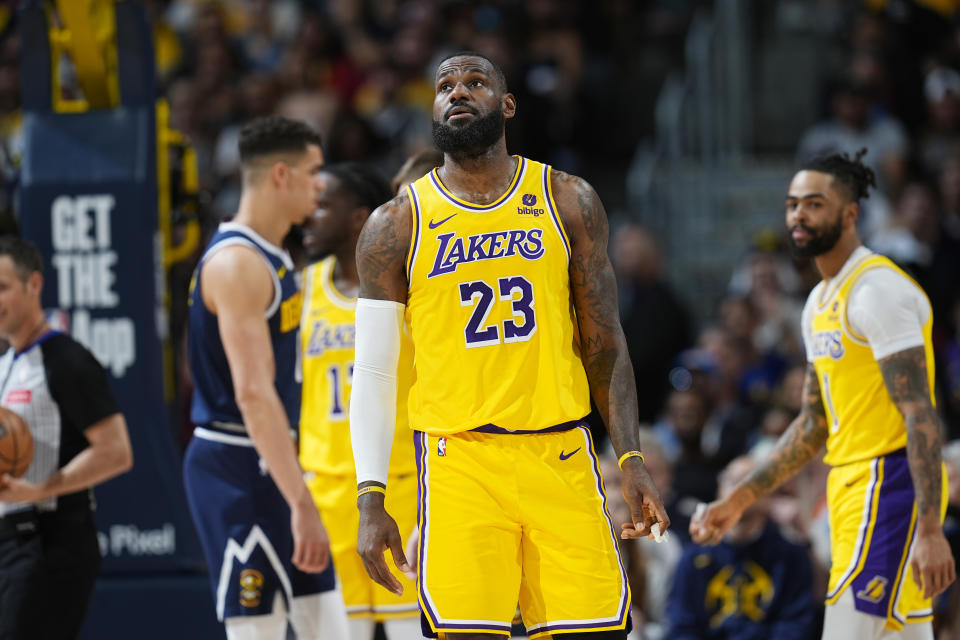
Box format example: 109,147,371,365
239,569,264,608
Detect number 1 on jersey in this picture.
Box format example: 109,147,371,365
821,372,840,433
459,275,537,348
328,362,354,421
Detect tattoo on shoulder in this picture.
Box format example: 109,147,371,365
356,193,411,301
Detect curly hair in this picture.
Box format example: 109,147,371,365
799,148,877,203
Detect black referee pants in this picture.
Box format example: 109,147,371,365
0,507,101,640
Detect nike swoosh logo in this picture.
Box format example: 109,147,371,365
844,472,867,488
559,447,581,461
428,214,457,229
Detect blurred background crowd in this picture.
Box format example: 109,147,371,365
3,0,960,638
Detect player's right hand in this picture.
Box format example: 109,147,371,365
689,499,744,545
290,499,331,573
357,492,410,596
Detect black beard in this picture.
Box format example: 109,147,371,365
432,109,504,156
788,215,843,258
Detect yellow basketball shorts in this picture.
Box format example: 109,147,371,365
414,425,630,638
306,470,419,620
825,449,947,630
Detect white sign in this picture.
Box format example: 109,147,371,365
49,195,136,377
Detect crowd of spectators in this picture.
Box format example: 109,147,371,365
2,1,960,639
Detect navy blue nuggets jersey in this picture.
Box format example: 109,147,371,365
188,222,303,431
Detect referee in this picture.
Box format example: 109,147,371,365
0,236,133,639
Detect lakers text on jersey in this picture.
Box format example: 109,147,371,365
404,157,590,435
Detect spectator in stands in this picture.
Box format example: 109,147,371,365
630,431,683,640
796,76,908,196
667,456,816,640
919,67,960,176
613,223,694,424
654,387,722,537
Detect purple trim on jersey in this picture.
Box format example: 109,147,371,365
906,611,933,620
470,418,586,435
827,457,881,600
407,184,422,283
429,158,526,212
542,164,571,263
847,451,916,619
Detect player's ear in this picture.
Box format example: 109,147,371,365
352,207,372,234
502,93,517,120
26,271,42,297
844,200,859,227
271,160,289,188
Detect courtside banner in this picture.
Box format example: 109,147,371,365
18,109,202,574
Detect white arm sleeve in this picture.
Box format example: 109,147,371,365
847,268,930,361
350,298,405,486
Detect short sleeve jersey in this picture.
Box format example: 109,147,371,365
0,331,120,515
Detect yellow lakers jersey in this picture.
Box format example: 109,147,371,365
299,256,416,475
810,252,935,466
404,156,591,435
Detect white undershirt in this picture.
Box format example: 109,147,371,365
802,246,930,362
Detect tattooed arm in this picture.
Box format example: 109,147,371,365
691,364,828,545
879,346,955,598
353,193,413,595
356,192,412,302
553,169,669,539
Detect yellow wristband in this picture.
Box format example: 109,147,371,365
357,485,386,498
618,450,645,469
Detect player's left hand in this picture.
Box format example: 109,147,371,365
0,474,44,503
619,459,670,540
911,528,956,599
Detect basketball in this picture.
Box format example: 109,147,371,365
0,406,33,478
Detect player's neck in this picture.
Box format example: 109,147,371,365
439,140,516,205
332,245,360,298
815,233,862,281
11,312,49,353
234,191,292,248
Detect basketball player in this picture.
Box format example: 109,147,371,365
0,236,133,639
349,52,670,639
299,162,422,639
182,116,348,639
691,151,956,638
391,148,444,194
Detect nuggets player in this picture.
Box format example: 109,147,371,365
182,116,348,639
692,151,956,638
349,52,670,640
298,163,423,640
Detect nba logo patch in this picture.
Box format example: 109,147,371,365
437,437,447,457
